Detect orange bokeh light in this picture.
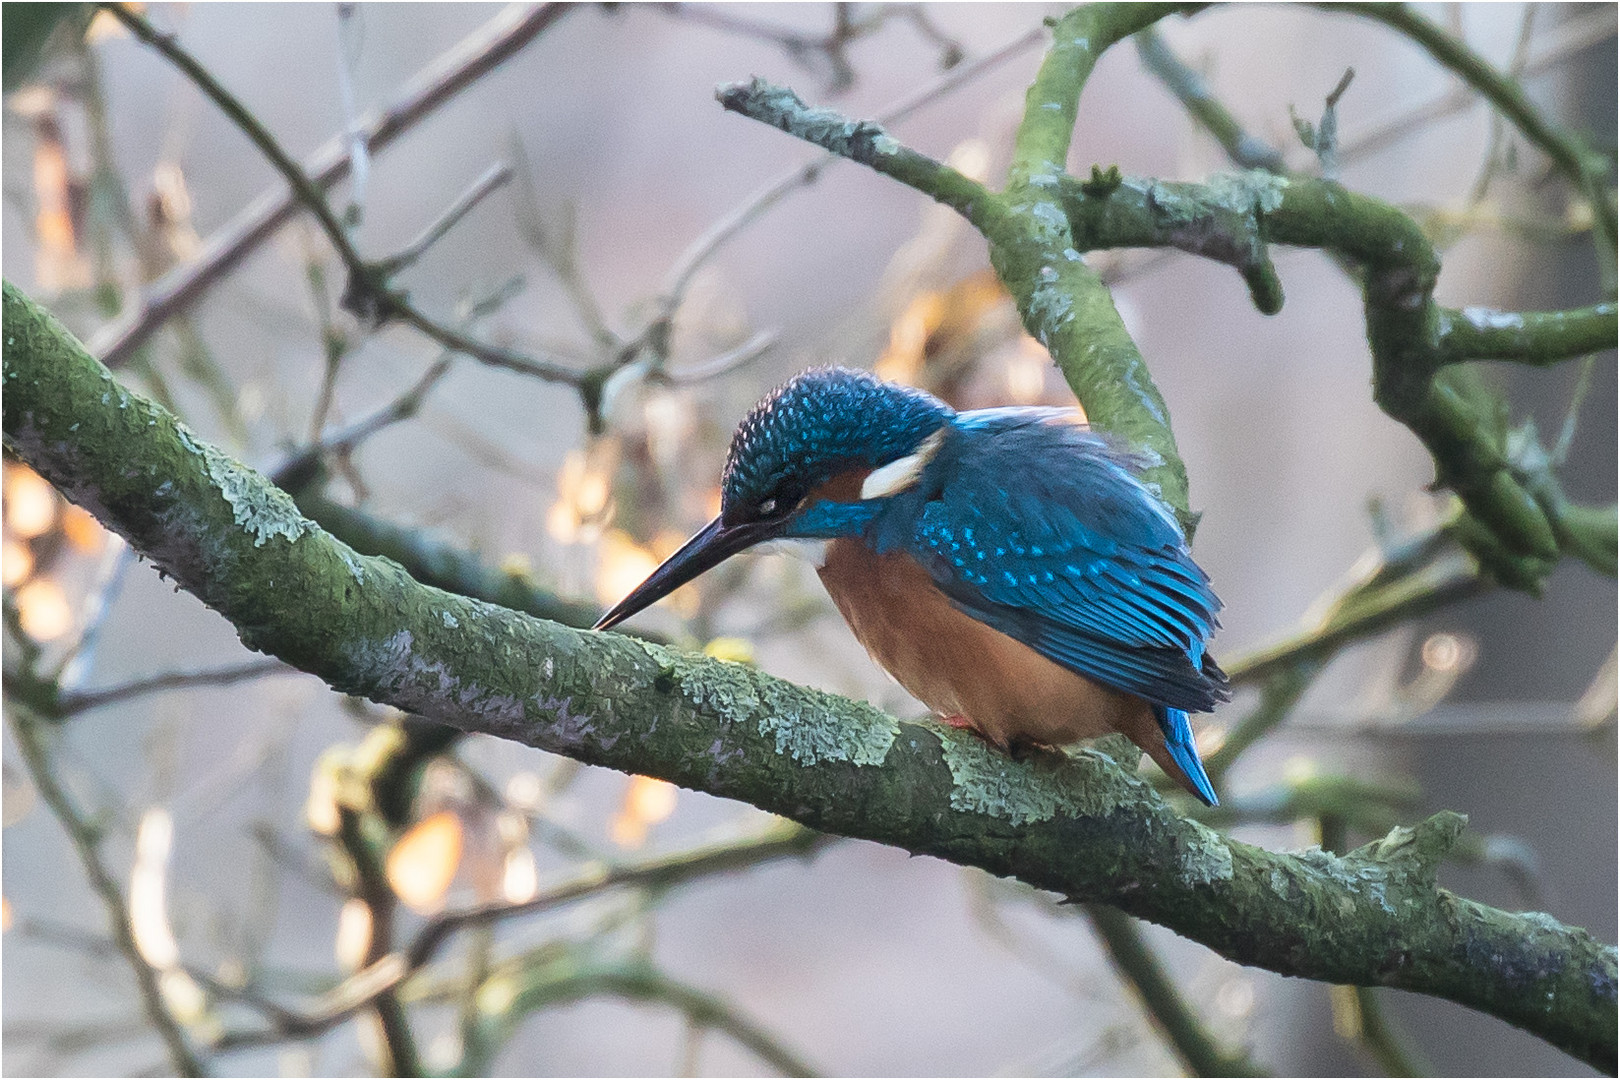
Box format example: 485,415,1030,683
15,579,71,640
386,810,464,914
5,467,58,540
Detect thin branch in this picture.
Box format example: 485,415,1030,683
374,162,514,278
1464,6,1537,207
92,2,572,367
6,706,204,1077
715,79,993,227
1224,551,1483,689
657,1,963,95
1134,27,1287,173
657,22,1045,322
210,823,828,1050
1085,904,1268,1077
57,658,291,717
1321,2,1617,290
508,149,619,351
388,303,583,385
289,277,522,492
334,2,371,225
660,330,778,384
302,250,351,443
411,824,828,972
1336,6,1617,168
1203,661,1321,782
1349,985,1437,1077
106,5,370,299
1056,171,1612,583
333,802,421,1075
110,4,583,389
464,948,819,1077
287,354,455,486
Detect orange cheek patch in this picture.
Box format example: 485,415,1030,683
807,467,872,505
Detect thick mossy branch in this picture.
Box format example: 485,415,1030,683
1437,303,1617,366
1056,172,1615,586
288,489,621,638
4,281,1615,1071
1000,3,1193,520
1006,3,1172,187
717,8,1612,578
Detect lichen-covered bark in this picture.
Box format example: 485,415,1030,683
995,3,1193,519
4,280,1614,1070
1056,172,1614,588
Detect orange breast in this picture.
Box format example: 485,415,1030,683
816,537,1159,751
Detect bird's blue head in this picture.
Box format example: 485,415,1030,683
595,367,952,629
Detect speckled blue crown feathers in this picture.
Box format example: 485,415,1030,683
721,367,953,515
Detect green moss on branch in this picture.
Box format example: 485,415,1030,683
1056,172,1612,584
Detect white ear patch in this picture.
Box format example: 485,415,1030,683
860,429,945,500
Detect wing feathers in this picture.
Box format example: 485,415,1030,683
904,415,1228,711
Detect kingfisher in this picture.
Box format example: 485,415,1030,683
594,367,1227,805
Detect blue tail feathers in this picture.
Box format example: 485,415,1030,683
1154,705,1219,807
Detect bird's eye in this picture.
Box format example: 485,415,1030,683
758,497,779,517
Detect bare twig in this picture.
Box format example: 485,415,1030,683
657,23,1044,322
1348,985,1436,1077
509,144,619,351
111,4,584,389
334,2,371,225
657,2,964,94
1338,6,1615,167
1085,905,1269,1077
92,3,572,367
389,303,582,385
375,162,514,277
107,5,372,302
457,942,819,1076
1322,2,1616,285
1134,28,1287,173
6,707,204,1076
211,822,828,1051
1465,6,1538,205
57,658,292,718
1225,549,1486,687
660,329,778,384
278,277,525,493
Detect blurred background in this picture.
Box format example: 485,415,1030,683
2,3,1614,1076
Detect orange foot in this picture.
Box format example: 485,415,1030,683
937,715,1016,754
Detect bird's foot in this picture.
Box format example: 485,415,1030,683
938,714,976,730
1006,737,1070,766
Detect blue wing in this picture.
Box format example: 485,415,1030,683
894,410,1229,714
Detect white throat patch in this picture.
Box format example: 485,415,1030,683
755,537,831,567
860,428,946,500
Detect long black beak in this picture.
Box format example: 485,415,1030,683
593,515,771,631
